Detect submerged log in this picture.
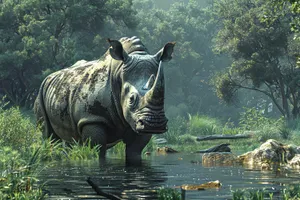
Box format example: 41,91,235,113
156,146,179,153
194,143,231,153
181,180,221,190
196,134,252,141
87,177,122,200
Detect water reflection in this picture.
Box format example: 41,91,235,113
40,153,300,200
41,158,167,199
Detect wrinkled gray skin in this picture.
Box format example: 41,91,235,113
34,36,175,163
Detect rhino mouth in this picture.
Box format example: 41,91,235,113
135,114,168,134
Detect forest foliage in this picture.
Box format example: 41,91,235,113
0,0,299,121
213,0,300,119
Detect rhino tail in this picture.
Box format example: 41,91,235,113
34,78,58,140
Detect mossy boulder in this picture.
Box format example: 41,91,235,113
289,154,300,169
202,152,237,167
237,139,300,170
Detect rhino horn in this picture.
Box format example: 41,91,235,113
143,74,155,90
145,61,165,106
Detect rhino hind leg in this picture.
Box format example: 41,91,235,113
34,97,60,141
81,124,107,158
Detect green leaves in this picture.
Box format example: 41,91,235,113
0,0,137,108
213,0,300,119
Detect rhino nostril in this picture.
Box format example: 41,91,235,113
136,119,145,130
137,119,144,126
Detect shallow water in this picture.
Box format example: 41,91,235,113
40,153,300,200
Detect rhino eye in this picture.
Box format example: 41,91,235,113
129,93,138,107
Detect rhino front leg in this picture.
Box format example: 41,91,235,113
81,124,107,158
124,133,152,165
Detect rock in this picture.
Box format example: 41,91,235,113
288,154,300,168
295,146,300,154
237,139,299,170
202,152,237,167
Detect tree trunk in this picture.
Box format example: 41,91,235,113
196,134,252,141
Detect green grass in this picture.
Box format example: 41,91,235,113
156,186,300,200
0,147,46,200
108,142,126,158
188,114,222,136
67,139,100,160
231,185,300,200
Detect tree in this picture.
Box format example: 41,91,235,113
213,0,300,119
0,0,137,108
269,0,300,67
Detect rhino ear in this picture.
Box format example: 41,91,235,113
107,38,129,62
155,42,176,62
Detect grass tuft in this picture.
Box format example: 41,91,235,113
157,188,181,200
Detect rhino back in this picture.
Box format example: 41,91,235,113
42,60,113,141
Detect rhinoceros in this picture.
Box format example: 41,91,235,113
34,36,175,162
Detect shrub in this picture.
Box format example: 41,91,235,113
254,126,281,142
286,118,300,131
188,115,222,136
0,100,41,151
239,107,284,130
160,116,187,144
177,134,196,145
279,126,292,140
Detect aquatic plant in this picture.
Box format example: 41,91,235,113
232,189,245,200
108,142,126,158
231,186,300,200
282,185,300,200
157,188,181,200
0,147,46,200
231,189,271,200
67,139,100,160
37,137,68,161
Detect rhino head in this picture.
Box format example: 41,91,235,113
108,39,175,134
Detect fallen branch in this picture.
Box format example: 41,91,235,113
87,177,122,200
194,143,231,153
196,134,252,141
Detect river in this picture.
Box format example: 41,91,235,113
40,153,300,199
